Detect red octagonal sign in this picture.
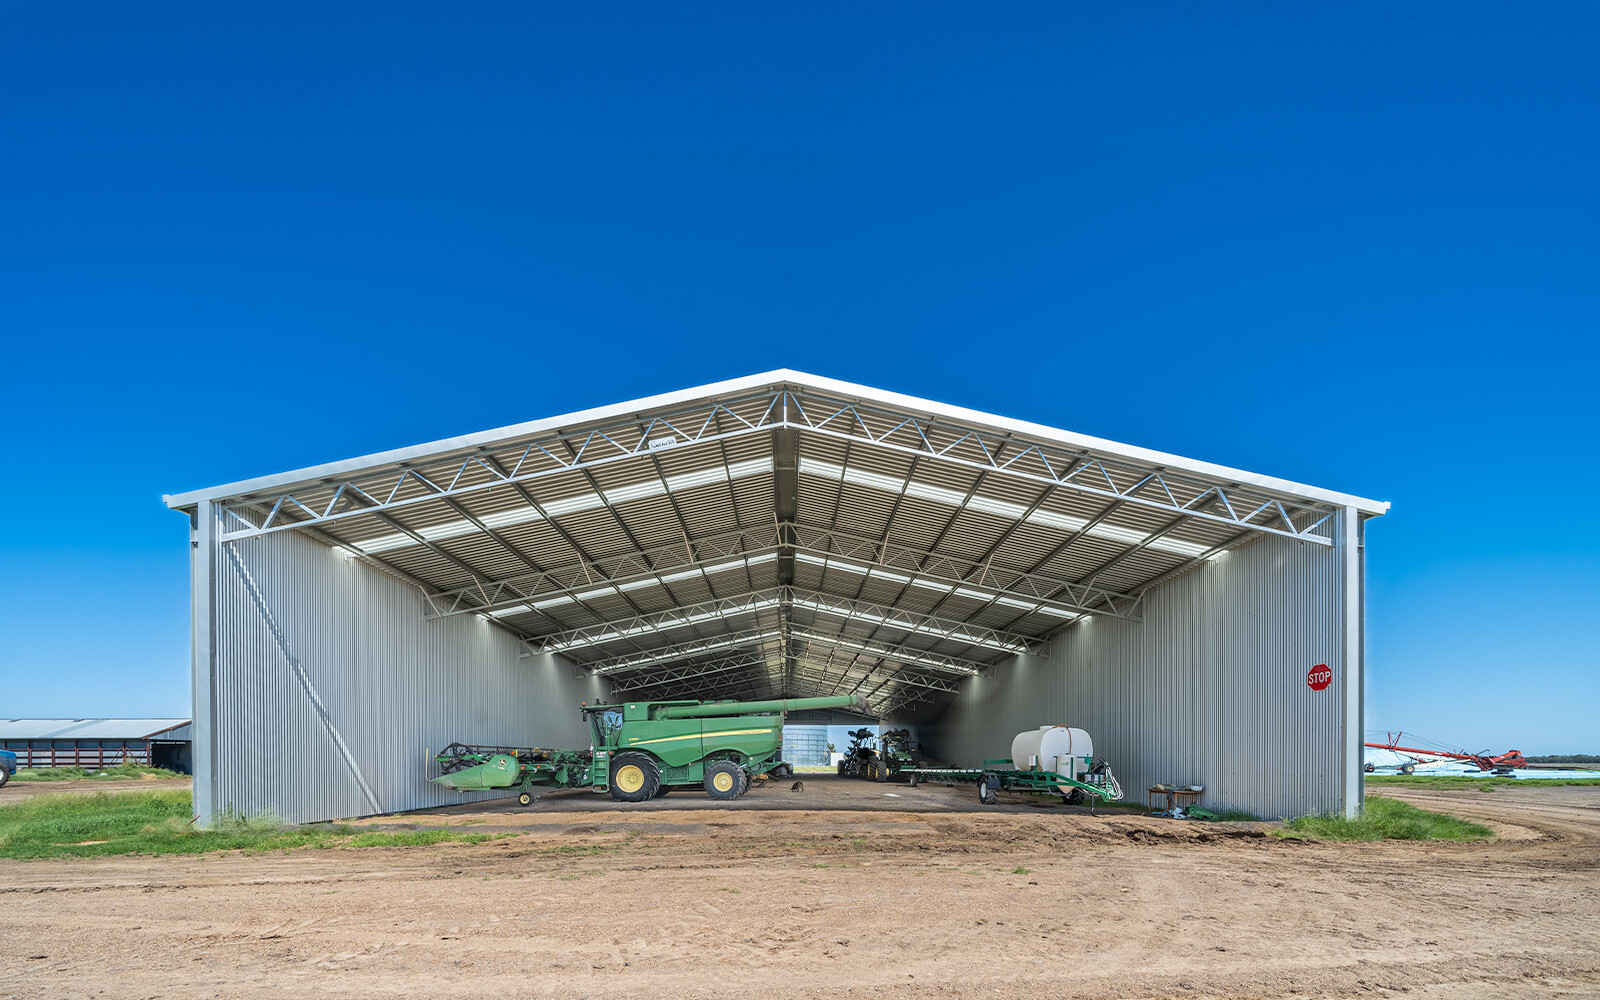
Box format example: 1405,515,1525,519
1307,663,1333,691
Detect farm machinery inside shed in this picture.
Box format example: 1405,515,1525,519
166,370,1384,825
432,694,864,804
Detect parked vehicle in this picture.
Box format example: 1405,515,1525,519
838,727,921,782
836,727,886,780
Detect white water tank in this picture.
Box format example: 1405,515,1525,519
1010,725,1093,778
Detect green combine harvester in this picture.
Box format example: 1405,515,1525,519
431,694,866,805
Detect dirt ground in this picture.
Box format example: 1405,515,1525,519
0,777,194,801
2,776,1597,999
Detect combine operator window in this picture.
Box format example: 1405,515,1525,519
589,709,622,747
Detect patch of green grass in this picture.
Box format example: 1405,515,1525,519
1366,775,1600,789
1208,809,1264,822
1275,795,1493,842
0,790,494,860
538,843,620,856
342,829,493,849
10,764,187,783
1011,866,1031,874
1088,801,1154,813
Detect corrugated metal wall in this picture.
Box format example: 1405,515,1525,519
926,517,1356,819
203,525,605,824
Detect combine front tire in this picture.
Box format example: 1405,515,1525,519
704,760,744,801
609,753,661,803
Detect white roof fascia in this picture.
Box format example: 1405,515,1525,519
0,719,192,740
164,369,1389,517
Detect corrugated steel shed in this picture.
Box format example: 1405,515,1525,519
166,371,1386,822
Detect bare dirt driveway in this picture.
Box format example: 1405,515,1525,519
1,777,1596,999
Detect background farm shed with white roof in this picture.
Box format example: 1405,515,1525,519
1,719,193,773
166,371,1386,824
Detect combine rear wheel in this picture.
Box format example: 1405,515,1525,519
609,753,661,803
517,791,534,807
704,760,744,801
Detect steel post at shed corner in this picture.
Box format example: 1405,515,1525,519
191,499,218,828
1341,505,1364,818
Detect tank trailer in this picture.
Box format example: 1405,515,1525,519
431,694,867,805
909,725,1123,811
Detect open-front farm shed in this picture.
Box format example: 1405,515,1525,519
166,371,1386,824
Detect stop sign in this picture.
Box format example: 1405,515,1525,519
1307,663,1332,691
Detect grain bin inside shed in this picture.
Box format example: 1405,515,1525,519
166,370,1385,825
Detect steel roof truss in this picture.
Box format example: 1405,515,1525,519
586,627,784,675
606,655,772,694
217,392,788,541
532,586,1040,659
791,524,1141,620
783,389,1336,546
785,628,988,676
425,526,777,619
214,387,1338,549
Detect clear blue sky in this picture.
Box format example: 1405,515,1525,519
2,5,1595,753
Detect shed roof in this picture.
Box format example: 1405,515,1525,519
0,720,192,740
167,371,1386,716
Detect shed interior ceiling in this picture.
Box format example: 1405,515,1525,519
178,373,1372,718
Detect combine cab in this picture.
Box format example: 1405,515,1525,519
433,695,867,805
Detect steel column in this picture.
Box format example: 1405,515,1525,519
189,501,218,828
1342,506,1365,818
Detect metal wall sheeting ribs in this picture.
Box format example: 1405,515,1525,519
202,521,605,825
926,516,1357,819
